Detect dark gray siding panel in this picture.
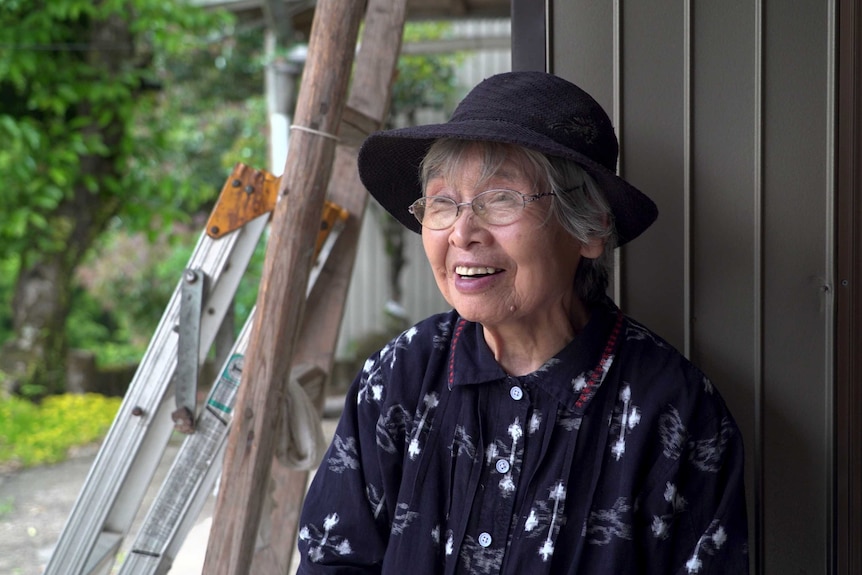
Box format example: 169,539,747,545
544,0,836,571
689,0,760,568
760,2,832,572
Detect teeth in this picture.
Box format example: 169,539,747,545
456,266,499,276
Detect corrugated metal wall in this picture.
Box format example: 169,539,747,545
541,1,836,572
335,19,512,360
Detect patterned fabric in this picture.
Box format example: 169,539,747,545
297,298,749,574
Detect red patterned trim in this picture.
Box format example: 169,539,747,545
448,318,468,390
575,309,624,409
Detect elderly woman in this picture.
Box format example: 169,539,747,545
296,71,748,574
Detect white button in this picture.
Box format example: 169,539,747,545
478,532,492,547
495,459,510,474
510,386,524,400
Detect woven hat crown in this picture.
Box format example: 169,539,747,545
357,71,658,245
448,72,619,171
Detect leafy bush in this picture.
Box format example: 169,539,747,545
0,393,121,469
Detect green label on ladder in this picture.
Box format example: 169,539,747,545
207,354,243,415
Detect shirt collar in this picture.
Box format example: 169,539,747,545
447,299,621,409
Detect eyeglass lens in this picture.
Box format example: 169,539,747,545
411,189,527,229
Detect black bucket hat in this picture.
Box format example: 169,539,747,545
357,70,658,246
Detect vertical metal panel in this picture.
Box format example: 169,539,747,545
618,0,688,351
761,2,833,572
549,0,690,349
753,3,766,571
549,0,615,110
688,0,760,569
683,0,693,359
511,0,546,70
835,1,862,572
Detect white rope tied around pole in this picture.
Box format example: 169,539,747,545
289,124,340,142
219,365,329,551
275,367,328,471
256,367,329,552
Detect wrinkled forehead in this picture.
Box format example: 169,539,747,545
420,140,547,193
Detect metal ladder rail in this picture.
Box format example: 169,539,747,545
116,213,345,575
44,194,271,574
118,319,252,575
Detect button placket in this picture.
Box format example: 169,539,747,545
463,380,531,570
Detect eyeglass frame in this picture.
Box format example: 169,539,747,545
407,188,557,230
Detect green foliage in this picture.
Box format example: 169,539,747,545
0,1,269,372
62,19,269,365
70,213,266,367
0,393,122,469
0,258,17,344
220,95,268,171
0,0,234,260
391,22,463,122
127,22,268,227
0,11,464,388
69,95,268,366
71,223,200,365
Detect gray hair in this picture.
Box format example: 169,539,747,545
420,139,617,305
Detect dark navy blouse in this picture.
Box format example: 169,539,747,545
297,299,749,574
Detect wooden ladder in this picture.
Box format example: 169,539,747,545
202,0,408,573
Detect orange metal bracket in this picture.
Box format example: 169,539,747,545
206,163,348,255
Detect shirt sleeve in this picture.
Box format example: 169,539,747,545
638,373,750,575
296,350,396,574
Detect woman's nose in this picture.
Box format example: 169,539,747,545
448,207,485,246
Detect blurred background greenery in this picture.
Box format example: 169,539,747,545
0,0,460,467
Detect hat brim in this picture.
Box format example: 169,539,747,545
357,119,658,246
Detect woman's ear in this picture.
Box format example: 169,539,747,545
580,236,605,259
579,212,610,259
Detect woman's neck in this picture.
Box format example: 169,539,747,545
482,299,591,376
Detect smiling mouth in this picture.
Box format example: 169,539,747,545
455,265,502,278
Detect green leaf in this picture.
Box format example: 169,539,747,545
48,167,68,187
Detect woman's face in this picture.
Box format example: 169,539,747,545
421,146,597,332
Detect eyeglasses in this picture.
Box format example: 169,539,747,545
408,189,555,230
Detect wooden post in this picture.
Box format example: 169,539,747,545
201,2,364,573
250,0,409,571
